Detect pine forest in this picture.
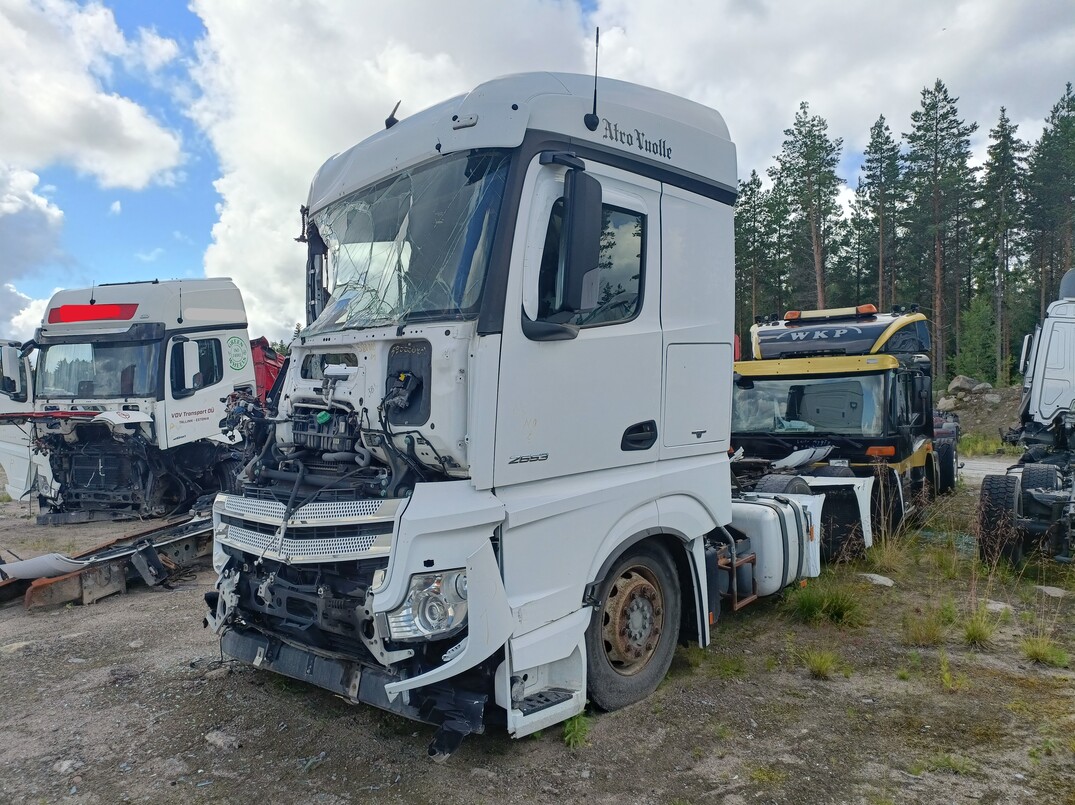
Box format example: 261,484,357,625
734,80,1075,386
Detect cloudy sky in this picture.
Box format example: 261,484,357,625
1,0,1072,341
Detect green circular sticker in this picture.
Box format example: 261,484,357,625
227,336,248,371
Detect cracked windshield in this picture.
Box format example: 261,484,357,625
732,374,885,436
305,150,511,335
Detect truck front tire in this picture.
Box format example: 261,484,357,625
585,542,681,712
936,441,958,494
978,474,1023,565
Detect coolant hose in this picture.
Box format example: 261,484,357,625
320,449,373,467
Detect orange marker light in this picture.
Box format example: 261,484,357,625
784,310,801,320
866,445,896,457
856,304,878,315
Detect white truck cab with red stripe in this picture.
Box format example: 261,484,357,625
0,278,262,524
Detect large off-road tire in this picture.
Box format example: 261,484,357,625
1019,463,1060,506
753,474,813,495
978,474,1023,566
585,542,681,712
814,465,856,478
936,441,958,495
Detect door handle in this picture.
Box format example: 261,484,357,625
621,420,657,451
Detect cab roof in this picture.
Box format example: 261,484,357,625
750,309,929,360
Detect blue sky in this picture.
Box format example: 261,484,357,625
29,2,212,296
2,0,1072,340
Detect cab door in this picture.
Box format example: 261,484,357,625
493,156,662,486
0,348,37,498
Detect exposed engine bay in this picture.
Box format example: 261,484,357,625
35,415,245,524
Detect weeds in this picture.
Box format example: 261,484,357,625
938,650,968,693
709,654,748,679
1021,635,1070,667
562,712,590,748
962,610,996,648
749,765,787,784
912,753,977,775
902,609,945,646
800,649,839,680
959,433,1020,457
783,577,865,627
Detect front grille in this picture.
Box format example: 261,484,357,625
222,524,387,561
222,494,386,522
220,514,391,541
70,454,130,490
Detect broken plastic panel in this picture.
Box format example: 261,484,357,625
303,150,511,336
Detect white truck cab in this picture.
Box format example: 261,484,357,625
3,278,260,523
206,72,822,759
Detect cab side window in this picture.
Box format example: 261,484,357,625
536,200,644,327
171,338,224,394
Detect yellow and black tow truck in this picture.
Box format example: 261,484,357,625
730,304,955,558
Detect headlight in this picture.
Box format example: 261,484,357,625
212,522,230,573
386,569,468,641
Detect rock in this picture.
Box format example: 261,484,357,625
66,657,87,664
936,397,958,412
471,768,497,780
581,769,591,779
300,751,327,773
1,641,32,654
1034,585,1067,599
983,393,1002,404
128,640,144,649
948,375,980,393
984,600,1012,613
957,392,967,400
52,759,83,775
971,382,994,393
204,731,240,751
205,667,230,681
859,573,895,587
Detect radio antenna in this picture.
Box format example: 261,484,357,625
583,27,600,132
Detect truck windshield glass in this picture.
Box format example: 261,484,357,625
35,342,161,398
732,373,886,436
305,150,511,335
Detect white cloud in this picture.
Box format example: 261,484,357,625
109,200,121,216
184,0,1075,338
133,27,179,72
3,286,51,341
135,247,164,262
0,163,64,278
0,0,183,189
589,0,1075,183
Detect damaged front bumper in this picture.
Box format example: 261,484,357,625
218,623,488,758
206,481,514,759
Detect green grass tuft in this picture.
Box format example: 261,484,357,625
562,712,590,748
902,609,946,646
1021,635,1070,667
800,648,839,680
783,577,865,627
962,610,996,648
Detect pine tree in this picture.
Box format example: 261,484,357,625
768,101,844,308
734,170,769,340
903,79,978,380
1025,83,1075,315
977,108,1029,385
860,116,903,309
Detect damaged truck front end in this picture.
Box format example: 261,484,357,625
207,480,513,759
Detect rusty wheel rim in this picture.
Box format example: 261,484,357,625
600,565,665,676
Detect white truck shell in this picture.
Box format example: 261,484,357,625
3,279,258,522
207,72,821,757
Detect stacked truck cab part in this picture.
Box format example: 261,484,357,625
205,71,827,760
731,304,953,558
0,279,278,524
979,268,1075,565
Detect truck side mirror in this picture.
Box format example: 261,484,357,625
0,345,23,400
559,168,603,313
1018,333,1033,376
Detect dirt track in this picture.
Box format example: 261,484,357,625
1,479,1073,805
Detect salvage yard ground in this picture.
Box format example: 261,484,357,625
0,465,1073,804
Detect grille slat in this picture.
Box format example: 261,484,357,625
223,524,382,560
222,495,385,522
